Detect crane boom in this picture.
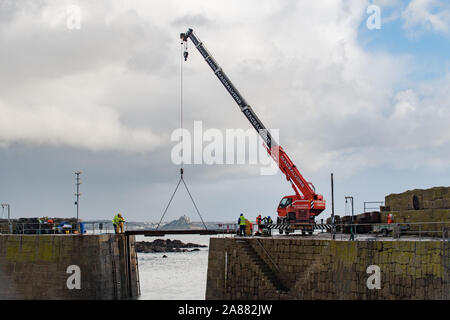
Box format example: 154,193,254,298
181,28,325,219
181,29,273,148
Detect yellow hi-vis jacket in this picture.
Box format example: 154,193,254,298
239,216,246,225
112,215,124,225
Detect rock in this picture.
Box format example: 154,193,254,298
135,239,207,253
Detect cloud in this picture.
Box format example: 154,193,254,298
0,0,448,224
171,13,215,28
0,0,169,153
0,99,162,152
1,0,447,173
1,0,449,221
402,0,450,34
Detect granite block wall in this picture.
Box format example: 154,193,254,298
206,238,450,300
385,187,450,211
0,234,139,299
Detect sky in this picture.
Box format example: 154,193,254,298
0,0,449,222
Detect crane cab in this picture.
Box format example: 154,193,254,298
277,196,294,217
277,195,324,224
277,195,306,223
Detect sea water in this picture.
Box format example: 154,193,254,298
137,234,217,300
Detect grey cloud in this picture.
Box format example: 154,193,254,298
0,0,46,27
0,7,172,85
171,13,215,28
1,0,449,221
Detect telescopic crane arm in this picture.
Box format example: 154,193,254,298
180,28,323,206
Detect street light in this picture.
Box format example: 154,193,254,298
74,171,82,229
1,203,11,233
345,196,354,240
331,173,335,240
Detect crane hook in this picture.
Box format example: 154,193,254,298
182,37,189,61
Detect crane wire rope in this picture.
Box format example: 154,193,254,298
180,39,184,168
156,40,207,230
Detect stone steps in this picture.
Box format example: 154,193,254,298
236,239,288,294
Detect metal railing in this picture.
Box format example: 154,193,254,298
0,221,247,236
331,220,450,241
2,220,448,241
83,222,129,234
214,220,450,241
255,238,281,273
216,223,240,237
363,201,384,213
216,221,265,237
0,221,131,235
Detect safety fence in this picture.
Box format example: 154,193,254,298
0,221,250,236
216,222,265,237
216,223,238,236
0,221,130,235
1,220,449,241
219,221,450,241
330,220,450,241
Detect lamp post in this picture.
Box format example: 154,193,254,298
1,203,11,233
345,196,354,240
74,171,81,231
331,173,335,240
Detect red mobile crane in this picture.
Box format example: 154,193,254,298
181,29,325,233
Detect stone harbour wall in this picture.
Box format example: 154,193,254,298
385,187,450,211
382,187,450,236
206,237,450,300
0,234,139,299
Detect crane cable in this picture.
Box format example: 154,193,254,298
156,40,207,231
180,39,185,169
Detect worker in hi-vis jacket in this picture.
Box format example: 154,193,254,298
238,213,246,236
112,213,125,234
